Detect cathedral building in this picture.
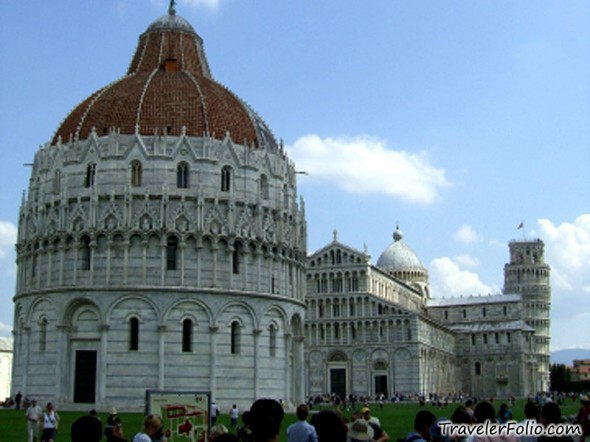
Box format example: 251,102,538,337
12,6,551,411
304,228,550,399
12,6,307,411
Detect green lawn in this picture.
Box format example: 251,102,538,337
0,400,581,441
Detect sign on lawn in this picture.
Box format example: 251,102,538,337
146,390,210,442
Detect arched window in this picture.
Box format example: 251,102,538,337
39,318,48,352
53,170,61,194
80,236,92,271
129,317,139,351
230,321,241,354
232,243,241,275
475,361,481,376
482,307,487,318
221,166,232,192
131,160,142,187
182,319,193,352
177,162,189,188
85,163,96,188
260,174,269,200
269,324,277,357
167,236,178,270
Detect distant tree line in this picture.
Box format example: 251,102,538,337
550,363,590,392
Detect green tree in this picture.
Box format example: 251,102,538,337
550,363,571,391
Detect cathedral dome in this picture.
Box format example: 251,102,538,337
376,227,425,272
376,227,429,296
52,9,277,151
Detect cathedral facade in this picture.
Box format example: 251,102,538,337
11,7,307,411
304,229,551,399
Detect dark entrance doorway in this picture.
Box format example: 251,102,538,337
74,350,97,403
330,368,346,399
374,375,388,397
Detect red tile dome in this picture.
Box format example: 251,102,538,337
52,11,277,150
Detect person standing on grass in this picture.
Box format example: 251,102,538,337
286,404,317,442
25,398,43,442
230,404,240,431
40,402,60,442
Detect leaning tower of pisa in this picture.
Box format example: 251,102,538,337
504,239,551,392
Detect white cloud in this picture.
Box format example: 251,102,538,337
534,215,590,322
287,134,450,205
429,256,499,298
453,224,479,244
0,221,17,261
537,215,590,279
453,254,480,268
0,322,12,335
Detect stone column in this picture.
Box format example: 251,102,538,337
256,248,262,292
106,238,113,284
22,326,31,394
196,238,202,287
158,325,167,389
293,336,305,404
180,240,186,286
36,245,43,289
283,332,292,405
142,238,148,284
209,326,218,396
253,329,262,399
55,325,69,404
98,324,109,407
160,239,166,286
58,243,65,286
212,242,219,288
47,244,53,287
89,239,96,284
123,239,130,285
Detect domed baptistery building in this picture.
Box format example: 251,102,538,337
12,5,307,411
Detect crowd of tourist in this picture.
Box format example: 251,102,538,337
8,392,590,442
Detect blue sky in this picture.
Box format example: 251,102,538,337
0,0,588,351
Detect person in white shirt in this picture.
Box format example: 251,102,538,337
230,404,239,430
41,402,60,442
25,399,43,442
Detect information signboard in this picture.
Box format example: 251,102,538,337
145,390,210,442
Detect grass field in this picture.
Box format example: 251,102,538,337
0,399,581,441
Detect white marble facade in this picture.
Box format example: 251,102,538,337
12,9,306,412
12,130,307,411
304,231,550,399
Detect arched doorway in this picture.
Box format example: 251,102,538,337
327,351,348,399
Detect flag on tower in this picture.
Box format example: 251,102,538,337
517,221,524,230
